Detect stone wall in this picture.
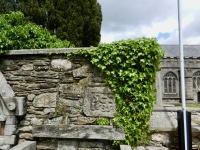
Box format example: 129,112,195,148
1,48,200,150
149,107,200,150
0,49,124,150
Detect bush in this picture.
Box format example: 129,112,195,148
0,12,73,54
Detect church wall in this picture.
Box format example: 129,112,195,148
161,58,200,104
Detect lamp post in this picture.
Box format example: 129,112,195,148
177,0,188,149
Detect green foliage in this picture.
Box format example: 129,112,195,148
68,37,164,146
55,104,70,123
14,0,102,47
94,118,110,125
0,12,73,54
0,0,20,13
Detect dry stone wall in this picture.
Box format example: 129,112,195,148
0,49,124,150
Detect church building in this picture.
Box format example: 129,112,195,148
160,45,200,105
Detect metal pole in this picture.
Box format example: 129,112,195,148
177,0,188,149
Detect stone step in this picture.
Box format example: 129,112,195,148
0,145,10,150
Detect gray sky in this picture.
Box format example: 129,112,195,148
97,0,200,44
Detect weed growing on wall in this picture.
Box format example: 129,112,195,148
69,37,164,146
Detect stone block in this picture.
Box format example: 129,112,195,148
36,140,57,149
59,98,79,107
83,87,116,117
51,59,72,71
19,133,33,140
19,120,30,126
5,116,17,125
58,141,78,150
4,135,16,144
77,117,95,125
18,126,33,132
0,71,15,97
30,71,59,78
43,108,55,114
15,97,26,116
0,136,4,146
33,125,125,140
4,125,17,135
145,146,168,150
34,66,49,71
151,133,169,146
43,116,69,125
28,83,56,89
10,141,36,150
0,145,10,150
31,118,43,125
73,65,91,78
135,146,145,150
21,64,34,71
59,84,85,95
149,111,177,131
33,60,49,66
0,115,6,121
79,141,104,148
27,94,36,101
120,145,132,150
33,93,57,107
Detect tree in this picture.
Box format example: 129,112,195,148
0,12,73,54
0,0,23,13
17,0,102,47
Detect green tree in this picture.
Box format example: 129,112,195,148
0,11,72,54
17,0,102,47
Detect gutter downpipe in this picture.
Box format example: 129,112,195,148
178,0,188,149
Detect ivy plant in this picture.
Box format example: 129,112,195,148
68,37,164,146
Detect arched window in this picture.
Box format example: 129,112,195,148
164,72,177,94
193,71,200,89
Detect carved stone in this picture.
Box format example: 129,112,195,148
0,71,15,97
83,87,116,117
2,97,26,116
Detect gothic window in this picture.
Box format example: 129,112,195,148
193,71,200,89
164,72,177,94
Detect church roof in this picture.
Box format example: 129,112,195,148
162,45,200,58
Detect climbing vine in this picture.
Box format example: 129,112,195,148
68,37,164,146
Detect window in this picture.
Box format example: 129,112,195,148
193,71,200,89
164,72,177,94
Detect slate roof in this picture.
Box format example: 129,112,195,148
162,45,200,58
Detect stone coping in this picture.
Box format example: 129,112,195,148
2,45,200,58
3,48,91,55
33,125,125,140
10,141,36,150
153,107,200,112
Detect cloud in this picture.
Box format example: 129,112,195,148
98,0,200,44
